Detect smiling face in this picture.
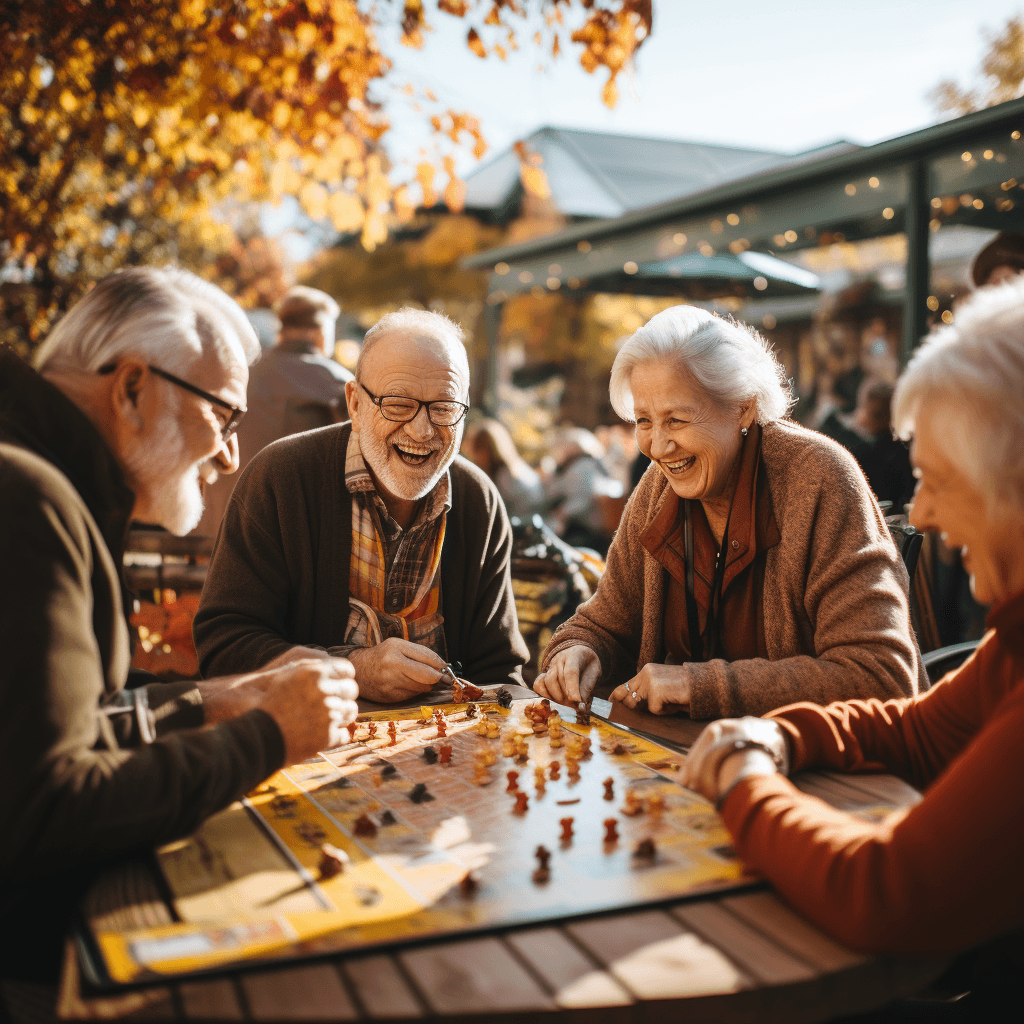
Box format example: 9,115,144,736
630,359,754,506
909,400,1024,607
347,330,468,507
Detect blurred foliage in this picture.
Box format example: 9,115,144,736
930,14,1024,115
0,0,651,355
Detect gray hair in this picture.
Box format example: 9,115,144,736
893,276,1024,512
33,266,261,377
609,305,793,424
357,307,468,384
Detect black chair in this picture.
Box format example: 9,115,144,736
922,641,980,685
886,518,924,585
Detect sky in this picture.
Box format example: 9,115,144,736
375,0,1024,174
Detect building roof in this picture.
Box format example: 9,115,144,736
463,125,810,219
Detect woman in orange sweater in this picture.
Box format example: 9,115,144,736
680,279,1024,980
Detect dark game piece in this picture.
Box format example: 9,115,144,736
559,816,574,841
381,762,398,778
611,743,628,755
535,845,551,871
506,770,519,792
423,746,438,764
353,813,377,837
318,843,349,879
465,704,478,719
439,743,453,764
575,703,591,726
633,837,656,859
603,777,615,801
459,870,478,897
409,783,434,804
495,687,513,709
513,791,529,814
603,818,619,844
380,809,397,826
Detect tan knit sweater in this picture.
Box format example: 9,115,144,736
541,420,925,718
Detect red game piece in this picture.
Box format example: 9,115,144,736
439,743,452,764
387,721,398,746
318,843,349,879
559,816,574,841
452,680,465,703
575,703,591,726
603,818,619,843
633,837,656,859
459,870,478,896
346,722,358,742
513,791,529,814
532,844,551,883
353,813,377,837
506,770,519,792
436,720,448,738
367,722,378,739
549,760,561,780
603,777,615,801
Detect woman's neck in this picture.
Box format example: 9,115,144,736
700,450,744,546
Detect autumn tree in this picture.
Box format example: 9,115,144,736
930,14,1024,116
0,0,651,354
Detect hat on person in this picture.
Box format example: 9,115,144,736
971,231,1024,287
275,286,340,331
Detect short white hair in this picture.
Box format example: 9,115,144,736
893,276,1024,512
33,266,261,377
357,307,468,385
609,305,793,424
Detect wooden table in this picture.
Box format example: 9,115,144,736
1,690,948,1024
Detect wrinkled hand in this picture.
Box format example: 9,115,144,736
348,638,446,703
257,657,358,764
679,717,789,804
533,646,602,707
610,663,690,715
260,646,332,672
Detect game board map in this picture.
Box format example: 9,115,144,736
80,698,898,989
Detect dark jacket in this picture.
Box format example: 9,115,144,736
0,346,284,879
194,422,528,688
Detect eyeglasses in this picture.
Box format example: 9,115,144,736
359,382,468,427
98,362,246,440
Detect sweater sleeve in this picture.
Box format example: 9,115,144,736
719,638,1024,955
194,450,304,676
540,472,655,684
687,441,923,719
0,471,285,880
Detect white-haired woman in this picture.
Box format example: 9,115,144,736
674,281,1024,1010
535,305,924,718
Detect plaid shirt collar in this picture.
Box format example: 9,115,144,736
344,429,451,528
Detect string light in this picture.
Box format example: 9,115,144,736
548,263,561,275
927,296,939,311
983,150,994,160
762,314,777,329
727,213,740,226
546,277,560,289
577,240,591,253
868,177,880,188
495,262,509,275
623,261,638,274
518,270,533,284
882,207,895,219
961,152,972,162
673,232,687,246
844,183,856,196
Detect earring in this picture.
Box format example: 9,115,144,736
741,427,749,437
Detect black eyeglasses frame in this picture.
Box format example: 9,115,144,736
98,362,246,440
358,381,469,427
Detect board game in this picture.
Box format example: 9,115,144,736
89,697,758,985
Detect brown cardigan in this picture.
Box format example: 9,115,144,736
541,420,925,718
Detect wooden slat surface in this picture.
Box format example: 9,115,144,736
338,955,424,1020
179,978,244,1020
504,926,633,1009
240,964,357,1021
818,770,923,808
399,936,555,1015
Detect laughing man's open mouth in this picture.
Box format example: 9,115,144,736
393,441,436,467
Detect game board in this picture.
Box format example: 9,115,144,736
90,698,760,985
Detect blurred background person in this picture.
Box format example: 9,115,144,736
971,230,1024,288
194,285,351,538
544,425,624,555
463,417,544,519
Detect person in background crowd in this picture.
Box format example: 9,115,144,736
544,426,624,555
464,417,544,519
535,305,923,718
194,285,352,538
971,230,1024,288
194,308,528,703
679,278,1024,1018
0,267,357,973
818,377,914,511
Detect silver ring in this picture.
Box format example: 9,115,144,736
631,690,638,700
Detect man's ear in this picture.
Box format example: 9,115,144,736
109,357,150,434
345,378,361,431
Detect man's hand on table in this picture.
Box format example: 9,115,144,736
679,717,790,805
533,645,602,706
610,663,690,715
347,638,446,703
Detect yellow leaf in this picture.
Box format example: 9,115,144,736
327,189,365,232
602,76,618,109
59,90,78,112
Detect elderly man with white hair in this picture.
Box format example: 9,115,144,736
0,267,357,966
675,279,1024,1015
535,304,923,717
194,307,528,702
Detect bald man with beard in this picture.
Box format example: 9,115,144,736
195,308,528,703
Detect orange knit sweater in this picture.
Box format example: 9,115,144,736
721,587,1024,955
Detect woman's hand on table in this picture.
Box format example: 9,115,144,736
533,645,602,706
610,663,690,715
679,716,790,805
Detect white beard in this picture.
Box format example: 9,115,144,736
356,423,458,503
124,405,206,536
